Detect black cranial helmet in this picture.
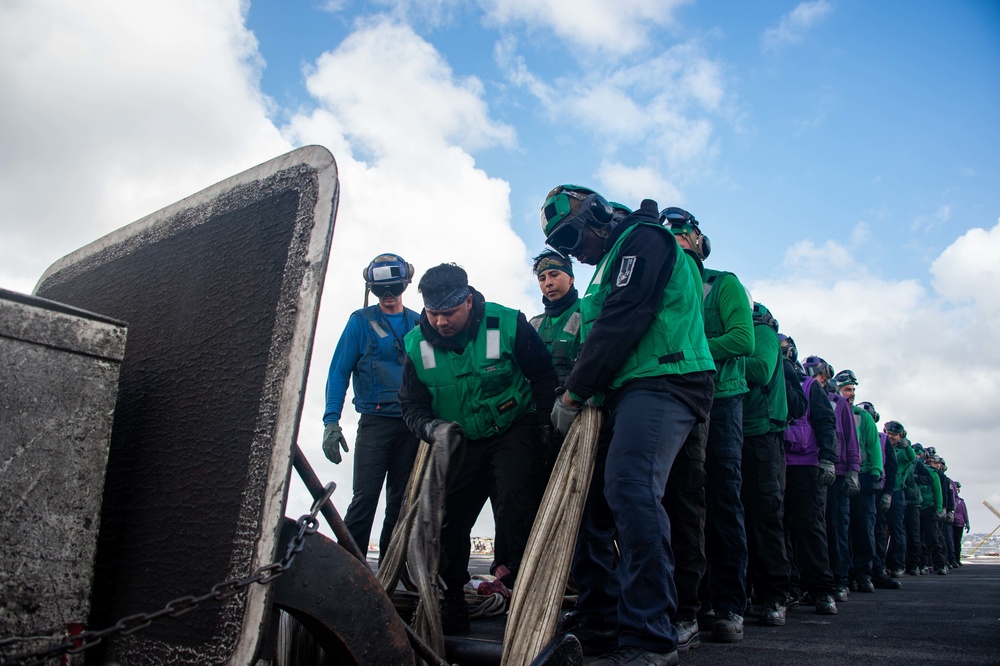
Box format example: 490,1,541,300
660,206,711,259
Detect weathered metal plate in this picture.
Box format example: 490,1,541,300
271,518,414,665
33,145,338,665
0,290,126,656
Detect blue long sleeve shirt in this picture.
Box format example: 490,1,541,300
324,305,420,423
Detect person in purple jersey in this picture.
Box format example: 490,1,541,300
781,342,838,615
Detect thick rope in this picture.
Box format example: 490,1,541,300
500,405,602,666
407,422,465,662
377,439,432,593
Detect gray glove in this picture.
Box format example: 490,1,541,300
420,419,449,444
845,470,860,497
878,492,892,513
947,510,955,523
322,421,349,464
936,508,946,521
817,460,836,487
551,398,582,437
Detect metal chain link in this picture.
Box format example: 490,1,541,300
1,482,336,666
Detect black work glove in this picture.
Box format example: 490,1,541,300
817,460,836,487
420,419,449,444
845,471,860,497
539,424,562,470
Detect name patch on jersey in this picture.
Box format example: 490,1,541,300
616,256,637,287
496,397,517,414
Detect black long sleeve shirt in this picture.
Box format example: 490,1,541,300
398,288,558,440
564,200,714,421
806,378,838,464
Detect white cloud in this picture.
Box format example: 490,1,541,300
597,161,682,207
762,0,834,52
0,0,290,294
753,221,1000,543
497,39,727,177
781,238,854,277
484,0,691,58
911,203,952,233
850,221,872,246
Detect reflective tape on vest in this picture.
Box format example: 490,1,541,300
420,340,436,369
486,329,501,359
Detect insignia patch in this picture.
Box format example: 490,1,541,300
616,256,637,287
496,398,517,414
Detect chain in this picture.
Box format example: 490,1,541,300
2,482,336,666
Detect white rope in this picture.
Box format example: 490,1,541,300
501,405,602,666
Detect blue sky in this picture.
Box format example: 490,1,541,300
2,0,998,538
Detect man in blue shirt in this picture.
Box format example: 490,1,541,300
323,253,420,562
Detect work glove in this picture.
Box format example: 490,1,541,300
538,424,561,470
874,475,886,491
551,396,582,437
322,421,349,464
879,492,892,513
936,508,946,521
947,510,955,523
420,418,450,444
817,460,836,487
845,470,860,497
965,524,970,533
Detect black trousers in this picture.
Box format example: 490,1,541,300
440,421,543,590
664,419,708,621
343,414,419,559
742,432,791,604
904,503,922,571
919,508,946,569
784,465,836,596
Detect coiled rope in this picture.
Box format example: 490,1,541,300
501,405,602,666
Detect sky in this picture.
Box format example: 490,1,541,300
2,0,999,542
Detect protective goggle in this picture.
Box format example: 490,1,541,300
834,369,858,386
542,188,613,255
663,214,711,259
370,282,407,298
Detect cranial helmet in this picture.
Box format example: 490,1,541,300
884,420,905,435
660,206,711,259
778,334,798,364
753,302,778,332
802,355,833,379
834,369,859,387
540,185,615,255
363,253,414,298
857,401,880,423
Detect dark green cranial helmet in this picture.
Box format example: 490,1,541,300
752,302,778,332
540,185,614,255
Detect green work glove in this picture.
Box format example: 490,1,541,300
817,460,836,487
845,470,860,497
322,421,349,464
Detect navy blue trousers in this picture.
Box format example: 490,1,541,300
573,389,697,653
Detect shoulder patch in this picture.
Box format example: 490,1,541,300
616,256,637,287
